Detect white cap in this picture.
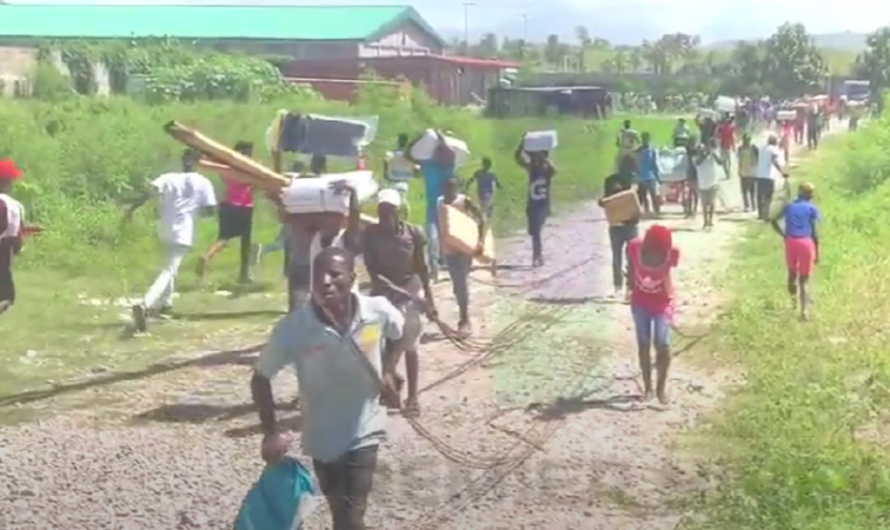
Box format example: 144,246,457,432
377,188,402,208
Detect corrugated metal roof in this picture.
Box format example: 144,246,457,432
0,4,444,43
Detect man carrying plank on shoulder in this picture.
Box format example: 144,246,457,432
363,189,438,416
438,177,485,336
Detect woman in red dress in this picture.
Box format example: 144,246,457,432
626,224,680,405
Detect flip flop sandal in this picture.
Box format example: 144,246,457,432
402,401,421,418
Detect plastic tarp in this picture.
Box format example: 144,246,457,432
234,457,320,530
265,110,379,157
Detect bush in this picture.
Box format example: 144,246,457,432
0,87,674,285
692,113,890,529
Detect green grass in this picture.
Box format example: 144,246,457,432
686,116,890,528
0,89,675,398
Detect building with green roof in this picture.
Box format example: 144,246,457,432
0,3,447,59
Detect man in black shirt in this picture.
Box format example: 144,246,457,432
599,164,640,295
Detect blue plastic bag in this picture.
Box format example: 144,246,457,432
234,457,320,530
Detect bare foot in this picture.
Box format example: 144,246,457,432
642,389,654,402
403,397,420,418
656,391,670,406
131,304,148,333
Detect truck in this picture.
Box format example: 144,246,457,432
841,80,871,103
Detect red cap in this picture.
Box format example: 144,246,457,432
643,224,673,252
0,158,22,181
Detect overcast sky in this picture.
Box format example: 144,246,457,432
7,0,888,43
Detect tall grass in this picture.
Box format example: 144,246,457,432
692,114,890,529
0,88,674,283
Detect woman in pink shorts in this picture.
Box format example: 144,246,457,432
771,182,820,320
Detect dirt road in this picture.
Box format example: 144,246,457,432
0,129,830,529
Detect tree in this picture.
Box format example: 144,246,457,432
575,26,592,72
476,33,499,58
761,23,827,97
544,34,568,69
855,26,890,95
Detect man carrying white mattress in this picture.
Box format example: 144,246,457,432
272,179,362,312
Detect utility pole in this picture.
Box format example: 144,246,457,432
462,2,474,48
520,14,528,59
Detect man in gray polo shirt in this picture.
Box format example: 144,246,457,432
251,246,404,530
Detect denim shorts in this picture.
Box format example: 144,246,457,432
631,304,671,351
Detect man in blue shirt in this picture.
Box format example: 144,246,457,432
406,131,455,282
636,131,661,216
467,156,502,219
771,182,820,321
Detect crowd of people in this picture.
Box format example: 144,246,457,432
0,103,831,528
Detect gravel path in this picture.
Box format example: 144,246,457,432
0,129,831,528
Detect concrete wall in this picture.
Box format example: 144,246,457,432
0,45,110,97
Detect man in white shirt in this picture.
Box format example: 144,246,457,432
695,139,725,230
755,135,788,221
127,150,217,332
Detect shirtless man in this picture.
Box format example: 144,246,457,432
363,189,437,416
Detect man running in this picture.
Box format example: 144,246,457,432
599,161,640,296
755,135,788,221
128,150,217,332
406,131,455,282
438,177,485,335
363,189,437,416
0,158,24,317
252,246,404,530
467,156,502,220
737,133,759,212
514,137,556,267
771,182,820,320
197,141,255,284
636,132,661,216
626,224,680,406
695,139,724,230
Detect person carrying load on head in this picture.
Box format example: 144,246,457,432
404,130,456,283
671,118,691,148
615,119,641,172
383,133,417,221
